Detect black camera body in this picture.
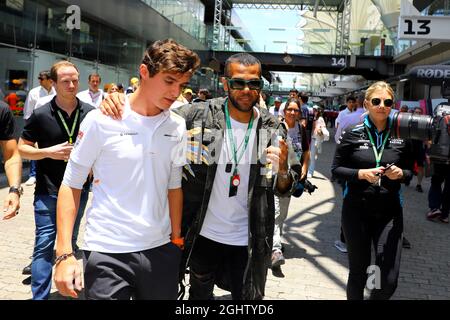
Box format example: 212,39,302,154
292,179,318,198
304,179,318,194
391,81,450,165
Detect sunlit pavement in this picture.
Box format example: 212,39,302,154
1,128,449,300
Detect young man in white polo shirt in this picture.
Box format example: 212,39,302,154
54,39,200,300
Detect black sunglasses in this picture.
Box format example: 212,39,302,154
227,78,263,90
371,98,394,107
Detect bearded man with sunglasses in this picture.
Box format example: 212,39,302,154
332,81,414,300
100,52,298,300
176,53,298,300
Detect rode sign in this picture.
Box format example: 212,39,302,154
407,65,450,84
417,69,450,79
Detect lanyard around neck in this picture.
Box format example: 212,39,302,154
365,125,390,167
224,99,254,172
57,109,80,144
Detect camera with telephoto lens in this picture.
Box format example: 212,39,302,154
391,80,450,165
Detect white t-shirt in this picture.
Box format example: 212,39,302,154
200,108,260,246
68,96,187,253
76,89,104,108
23,86,56,120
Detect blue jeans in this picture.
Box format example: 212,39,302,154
31,188,89,300
29,160,37,178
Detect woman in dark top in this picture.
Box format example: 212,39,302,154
332,81,413,300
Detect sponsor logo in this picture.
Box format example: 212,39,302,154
119,132,138,136
416,68,450,79
73,131,83,148
389,138,404,145
359,143,370,150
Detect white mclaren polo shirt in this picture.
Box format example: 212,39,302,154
70,96,187,253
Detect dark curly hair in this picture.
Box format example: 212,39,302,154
142,39,201,77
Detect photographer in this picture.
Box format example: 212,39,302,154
425,99,450,223
271,97,310,269
391,80,450,224
427,161,450,223
332,81,414,300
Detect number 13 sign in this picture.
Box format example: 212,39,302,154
398,15,450,42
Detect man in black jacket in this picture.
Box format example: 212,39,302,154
175,53,298,300
101,53,299,300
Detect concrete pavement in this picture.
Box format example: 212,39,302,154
0,131,449,300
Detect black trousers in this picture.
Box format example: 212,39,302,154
342,195,403,300
83,242,181,300
188,235,248,300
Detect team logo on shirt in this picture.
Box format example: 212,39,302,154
73,131,84,148
389,138,404,145
358,132,368,141
119,132,138,136
359,143,370,150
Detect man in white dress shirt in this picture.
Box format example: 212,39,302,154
23,71,56,120
76,73,104,108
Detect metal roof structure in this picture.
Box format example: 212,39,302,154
205,0,352,52
202,0,420,95
228,0,347,11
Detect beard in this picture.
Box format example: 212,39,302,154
228,93,259,113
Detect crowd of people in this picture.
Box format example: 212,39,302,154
0,38,449,301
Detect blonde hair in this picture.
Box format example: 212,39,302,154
365,81,395,101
